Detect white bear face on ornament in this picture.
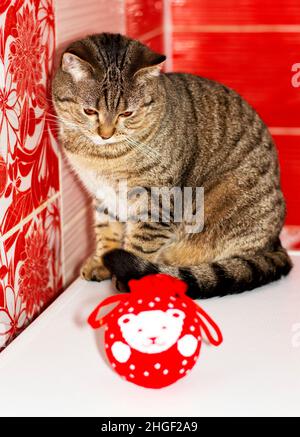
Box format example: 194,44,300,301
119,309,185,354
111,309,198,363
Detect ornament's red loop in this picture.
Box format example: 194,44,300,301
195,305,223,346
87,294,127,329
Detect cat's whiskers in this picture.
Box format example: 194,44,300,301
58,117,82,131
124,136,159,161
123,137,151,158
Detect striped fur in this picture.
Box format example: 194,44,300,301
52,33,292,298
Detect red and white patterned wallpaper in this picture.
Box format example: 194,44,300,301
1,0,299,350
0,0,62,349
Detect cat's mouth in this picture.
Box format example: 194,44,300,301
90,135,119,146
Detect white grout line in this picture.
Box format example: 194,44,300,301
269,127,300,136
138,26,163,42
173,24,300,33
0,192,60,243
163,0,173,71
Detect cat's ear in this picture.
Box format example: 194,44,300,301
61,52,93,82
132,47,166,80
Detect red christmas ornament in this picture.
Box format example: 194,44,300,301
88,274,223,389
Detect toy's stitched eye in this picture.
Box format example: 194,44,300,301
122,318,130,324
138,328,143,333
172,313,180,318
120,111,133,117
84,108,97,115
162,326,167,330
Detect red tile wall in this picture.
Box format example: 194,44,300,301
126,0,164,53
126,0,163,37
172,0,300,25
172,32,300,128
275,135,300,225
171,0,300,226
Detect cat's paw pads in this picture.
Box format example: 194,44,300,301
80,257,111,282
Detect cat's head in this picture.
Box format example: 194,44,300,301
52,33,166,148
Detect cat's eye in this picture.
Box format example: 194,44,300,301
84,108,97,116
120,111,133,118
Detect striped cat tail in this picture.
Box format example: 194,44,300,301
103,245,292,299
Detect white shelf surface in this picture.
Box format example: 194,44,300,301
1,254,300,417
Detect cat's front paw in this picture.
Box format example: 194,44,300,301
80,256,111,282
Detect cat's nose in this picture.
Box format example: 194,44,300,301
99,127,115,140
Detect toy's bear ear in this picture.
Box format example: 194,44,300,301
118,313,136,326
167,309,185,320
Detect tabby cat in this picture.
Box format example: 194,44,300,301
52,33,292,298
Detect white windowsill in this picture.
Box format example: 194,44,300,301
0,253,300,417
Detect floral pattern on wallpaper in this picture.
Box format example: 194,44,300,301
0,199,62,348
0,0,62,349
0,0,59,232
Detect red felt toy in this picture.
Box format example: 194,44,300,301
88,274,223,389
